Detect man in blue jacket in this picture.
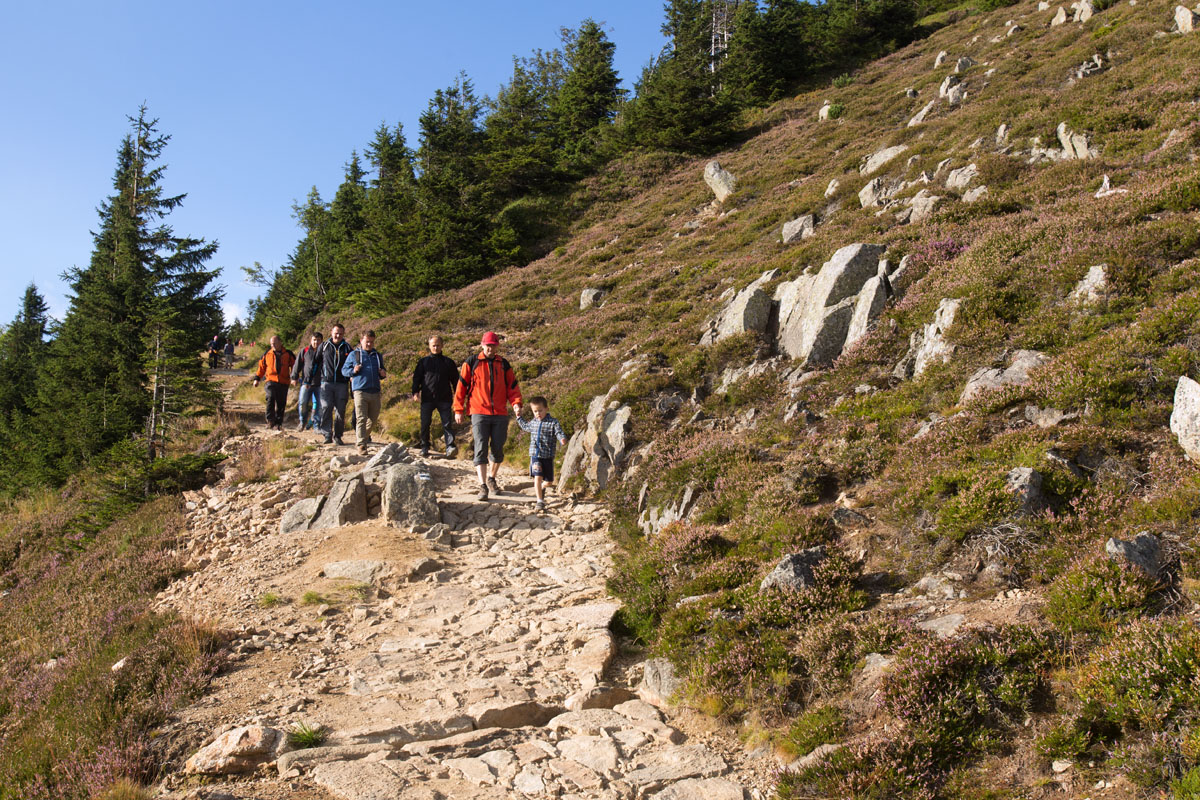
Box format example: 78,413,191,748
317,323,353,445
342,329,387,454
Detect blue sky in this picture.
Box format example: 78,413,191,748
0,1,667,328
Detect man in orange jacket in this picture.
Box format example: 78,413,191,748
253,335,296,431
454,331,523,501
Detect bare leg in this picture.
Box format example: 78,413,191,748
476,464,488,485
534,476,545,502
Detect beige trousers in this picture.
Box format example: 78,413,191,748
353,391,381,446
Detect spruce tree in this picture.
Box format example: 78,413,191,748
622,0,735,152
31,107,221,484
412,75,491,295
553,20,622,170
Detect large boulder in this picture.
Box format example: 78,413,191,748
381,463,441,527
945,163,979,191
844,269,890,350
703,161,737,202
560,390,634,492
1006,468,1048,516
700,270,778,345
640,484,700,536
960,350,1050,403
860,144,908,175
1106,532,1163,579
782,214,816,243
185,726,281,775
776,243,888,366
859,177,901,208
580,288,606,310
1057,122,1097,160
1069,264,1108,303
905,190,943,224
1073,0,1095,21
280,496,322,535
907,99,937,128
639,658,683,709
1177,5,1198,32
310,474,368,529
896,298,963,380
1051,6,1068,25
1171,376,1200,461
760,547,828,592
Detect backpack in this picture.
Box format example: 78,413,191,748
462,353,514,403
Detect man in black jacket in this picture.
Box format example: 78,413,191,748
411,335,459,458
316,323,353,445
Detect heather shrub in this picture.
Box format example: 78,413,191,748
655,550,868,716
794,619,908,698
1076,619,1200,733
1044,554,1164,637
878,627,1059,763
781,732,938,800
780,705,848,758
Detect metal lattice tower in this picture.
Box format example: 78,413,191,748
711,0,740,72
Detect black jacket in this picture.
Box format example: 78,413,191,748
411,353,459,403
316,339,353,384
291,344,322,386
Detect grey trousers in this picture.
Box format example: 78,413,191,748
320,381,350,440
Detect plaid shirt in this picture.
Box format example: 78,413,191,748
517,414,567,459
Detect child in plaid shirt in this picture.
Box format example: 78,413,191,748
515,396,568,511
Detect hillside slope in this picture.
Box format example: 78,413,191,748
294,0,1200,795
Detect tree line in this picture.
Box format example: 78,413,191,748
247,0,924,339
0,108,222,493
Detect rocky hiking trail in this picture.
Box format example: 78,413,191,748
153,370,774,800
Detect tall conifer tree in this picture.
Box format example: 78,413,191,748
31,107,221,483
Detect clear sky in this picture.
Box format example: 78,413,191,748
0,1,667,328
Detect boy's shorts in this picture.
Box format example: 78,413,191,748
530,458,554,481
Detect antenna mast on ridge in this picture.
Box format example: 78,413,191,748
711,0,740,73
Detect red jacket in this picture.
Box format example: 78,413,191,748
453,353,522,416
255,348,295,384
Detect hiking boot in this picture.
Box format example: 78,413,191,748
334,437,345,446
323,437,333,445
296,422,307,432
445,444,458,458
476,484,489,501
487,477,500,494
534,500,546,512
358,446,368,456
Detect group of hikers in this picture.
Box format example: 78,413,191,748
246,329,567,509
207,334,238,369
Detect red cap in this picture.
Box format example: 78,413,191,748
481,331,501,346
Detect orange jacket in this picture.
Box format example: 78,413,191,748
453,353,522,416
255,348,296,384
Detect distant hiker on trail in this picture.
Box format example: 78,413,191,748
291,331,323,432
207,334,222,369
342,329,387,455
223,339,236,368
515,396,567,512
316,323,353,446
411,335,459,459
454,331,523,501
252,335,295,431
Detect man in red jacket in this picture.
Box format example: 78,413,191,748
454,332,523,501
253,335,296,431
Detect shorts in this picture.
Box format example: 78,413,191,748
530,457,554,482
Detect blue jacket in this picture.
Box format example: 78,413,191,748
342,348,386,392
